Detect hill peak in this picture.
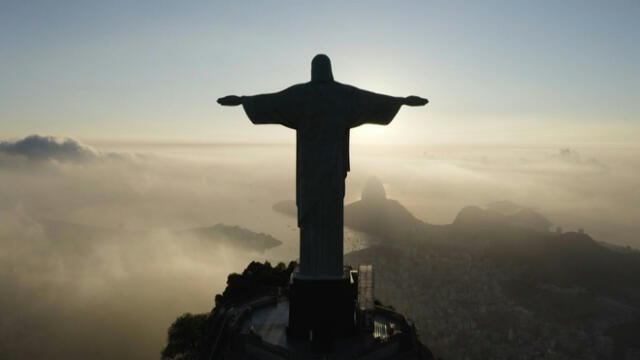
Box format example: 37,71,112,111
361,176,386,202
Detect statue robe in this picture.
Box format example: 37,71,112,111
242,81,401,279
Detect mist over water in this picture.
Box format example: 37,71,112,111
1,138,639,359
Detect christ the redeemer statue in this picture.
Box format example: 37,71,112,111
218,54,427,280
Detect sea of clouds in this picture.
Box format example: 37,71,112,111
1,134,639,359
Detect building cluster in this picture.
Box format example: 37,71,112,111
345,246,631,360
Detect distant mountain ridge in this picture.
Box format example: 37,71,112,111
453,205,552,232
178,223,281,252
273,178,555,243
39,219,281,253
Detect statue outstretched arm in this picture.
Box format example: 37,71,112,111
217,95,244,106
401,95,429,106
350,89,428,128
219,87,301,129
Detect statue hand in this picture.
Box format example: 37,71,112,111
404,96,428,106
217,95,243,106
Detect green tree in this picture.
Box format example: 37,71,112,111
161,313,208,360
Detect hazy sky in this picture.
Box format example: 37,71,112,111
1,0,638,145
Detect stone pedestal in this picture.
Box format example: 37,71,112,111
287,274,356,344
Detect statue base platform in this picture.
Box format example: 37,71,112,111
287,273,356,344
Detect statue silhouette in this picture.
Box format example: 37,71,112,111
218,54,427,280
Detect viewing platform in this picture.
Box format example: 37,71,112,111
202,265,434,360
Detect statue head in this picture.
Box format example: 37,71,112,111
311,54,334,83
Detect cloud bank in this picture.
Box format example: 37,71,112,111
0,135,138,166
0,135,100,162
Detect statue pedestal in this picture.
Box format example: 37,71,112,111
287,273,356,344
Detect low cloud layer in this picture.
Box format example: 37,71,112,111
0,135,137,166
0,208,259,360
0,135,100,162
0,137,300,359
